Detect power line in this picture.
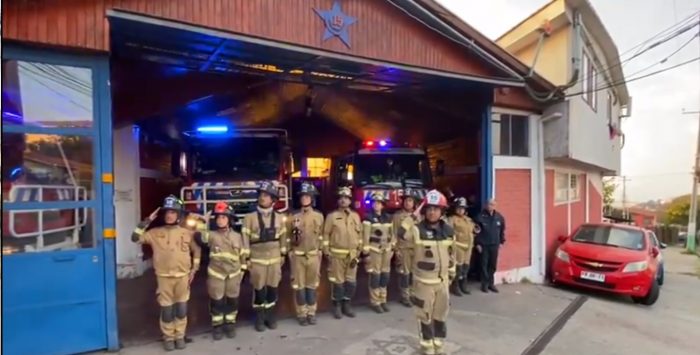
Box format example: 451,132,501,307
624,33,698,79
620,10,699,58
566,56,700,97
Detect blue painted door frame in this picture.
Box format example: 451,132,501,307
481,100,494,206
1,45,118,354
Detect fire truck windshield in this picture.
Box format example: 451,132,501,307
354,153,430,188
191,137,281,181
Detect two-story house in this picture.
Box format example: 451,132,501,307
496,0,631,269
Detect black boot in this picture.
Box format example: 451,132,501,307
459,279,471,295
265,287,278,329
332,283,344,319
450,279,463,297
399,274,412,307
488,285,500,293
459,264,471,294
370,303,384,314
342,282,357,317
212,326,224,341
255,309,266,332
332,301,343,319
163,340,175,352
224,323,236,339
307,314,317,325
342,300,356,317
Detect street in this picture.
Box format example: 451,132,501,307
115,248,700,355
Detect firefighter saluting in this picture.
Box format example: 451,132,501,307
322,186,363,319
392,188,422,307
362,192,396,313
287,181,325,326
131,195,202,351
242,181,288,332
446,197,479,296
197,202,247,340
400,190,456,355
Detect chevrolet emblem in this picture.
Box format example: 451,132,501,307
587,262,604,268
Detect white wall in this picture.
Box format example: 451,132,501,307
114,126,150,279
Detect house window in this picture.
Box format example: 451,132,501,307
492,113,529,157
582,51,597,110
555,172,580,203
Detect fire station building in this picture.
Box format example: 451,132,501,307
1,1,566,354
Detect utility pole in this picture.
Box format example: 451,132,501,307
620,176,631,220
684,107,700,253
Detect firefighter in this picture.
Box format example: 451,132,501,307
322,186,363,319
362,192,395,313
131,195,202,352
242,181,288,332
400,190,455,355
196,202,246,340
446,197,478,296
392,188,421,307
287,181,325,326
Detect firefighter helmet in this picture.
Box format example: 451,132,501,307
453,197,468,208
298,181,319,196
401,188,421,201
162,195,184,212
213,201,235,217
258,180,279,199
338,186,352,198
370,192,386,203
423,190,448,209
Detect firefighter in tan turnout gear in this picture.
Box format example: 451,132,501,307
197,202,246,340
242,181,288,332
131,195,202,352
446,197,479,296
362,192,396,313
287,181,325,326
392,188,422,307
323,186,363,319
400,190,456,355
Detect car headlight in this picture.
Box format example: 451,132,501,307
622,261,648,273
555,248,570,263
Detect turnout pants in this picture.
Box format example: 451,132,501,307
250,259,283,310
480,245,499,287
156,276,190,341
395,247,415,300
290,252,321,318
328,253,359,302
207,270,243,326
411,281,450,354
366,248,393,306
455,244,473,282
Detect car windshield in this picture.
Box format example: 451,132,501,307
191,137,280,180
354,153,430,188
571,225,646,251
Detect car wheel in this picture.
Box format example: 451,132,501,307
657,265,665,286
632,281,660,306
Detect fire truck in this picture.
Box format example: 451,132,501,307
176,126,292,224
332,139,432,218
2,124,89,254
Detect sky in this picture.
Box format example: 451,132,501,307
437,0,700,205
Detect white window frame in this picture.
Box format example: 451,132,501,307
554,171,581,204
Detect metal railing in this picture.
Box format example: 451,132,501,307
7,185,88,252
181,182,290,222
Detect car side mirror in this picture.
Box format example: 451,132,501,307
651,247,660,258
557,235,568,243
659,242,667,249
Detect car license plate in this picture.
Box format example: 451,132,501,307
581,271,605,282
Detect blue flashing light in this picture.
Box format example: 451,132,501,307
10,167,23,180
196,125,229,134
364,200,371,205
379,140,388,147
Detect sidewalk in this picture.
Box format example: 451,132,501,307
117,283,577,355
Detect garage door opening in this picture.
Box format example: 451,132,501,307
108,10,499,344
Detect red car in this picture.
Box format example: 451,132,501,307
551,223,663,306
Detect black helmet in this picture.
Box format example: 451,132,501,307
258,180,279,199
453,197,468,209
298,181,319,196
401,188,421,201
162,195,183,212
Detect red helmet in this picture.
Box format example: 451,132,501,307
213,201,235,217
423,190,448,209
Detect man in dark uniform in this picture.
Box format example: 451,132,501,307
474,199,505,293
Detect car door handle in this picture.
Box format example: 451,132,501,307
52,255,76,262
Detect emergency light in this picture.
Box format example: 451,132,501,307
363,139,391,148
196,125,229,134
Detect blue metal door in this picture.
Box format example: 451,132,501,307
1,46,118,355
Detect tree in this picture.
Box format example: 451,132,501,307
603,178,616,208
664,200,690,225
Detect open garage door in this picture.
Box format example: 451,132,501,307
107,10,521,344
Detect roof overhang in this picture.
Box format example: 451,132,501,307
107,10,524,93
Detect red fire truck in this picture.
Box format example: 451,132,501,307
176,127,292,224
332,139,432,218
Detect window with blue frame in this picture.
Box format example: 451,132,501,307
1,59,97,254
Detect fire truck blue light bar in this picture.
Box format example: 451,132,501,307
196,125,229,133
